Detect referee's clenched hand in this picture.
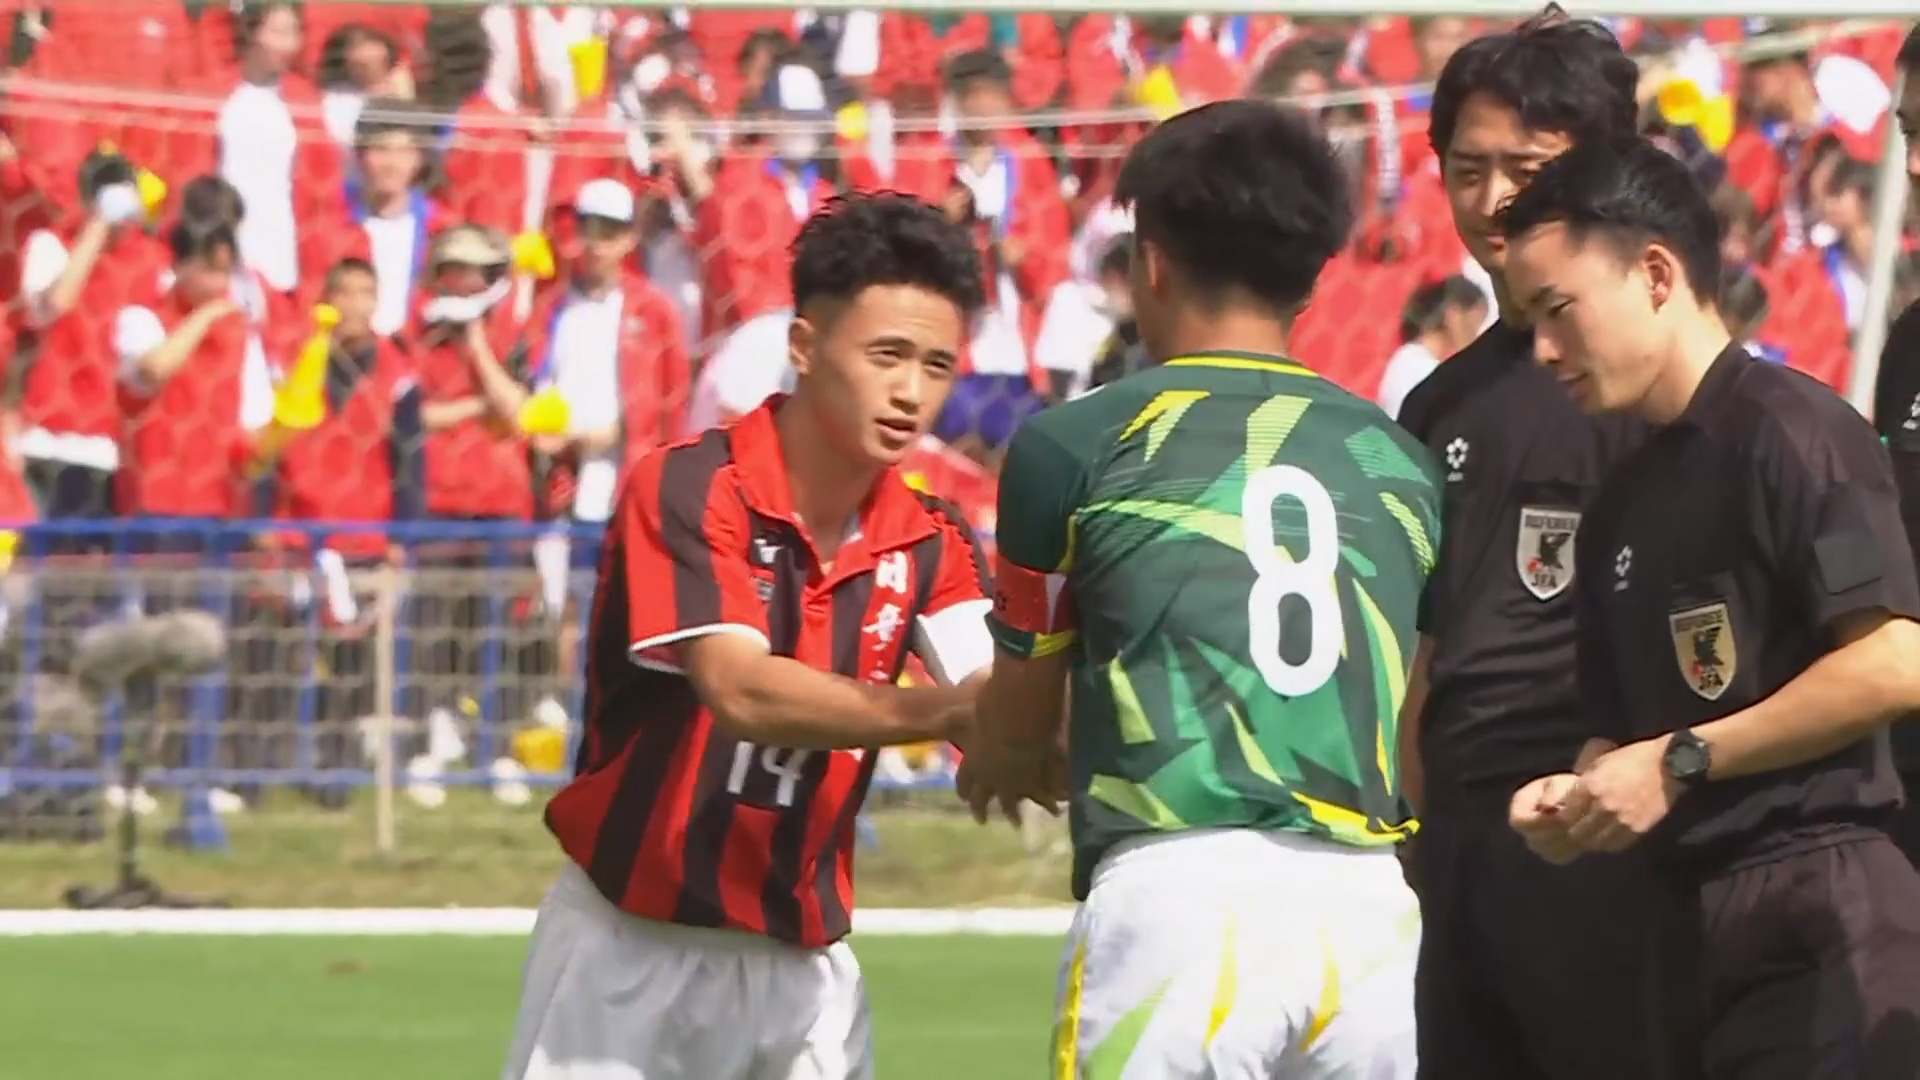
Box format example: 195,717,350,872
1508,773,1583,864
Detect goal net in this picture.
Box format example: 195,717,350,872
0,3,1907,858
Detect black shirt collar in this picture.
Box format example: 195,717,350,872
1671,343,1752,431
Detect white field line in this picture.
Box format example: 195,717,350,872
0,907,1075,937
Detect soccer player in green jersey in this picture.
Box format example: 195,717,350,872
962,101,1443,1078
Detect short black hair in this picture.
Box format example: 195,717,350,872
1827,155,1878,201
1900,25,1920,72
1496,136,1721,306
1114,99,1351,315
1429,5,1639,159
231,0,303,61
945,49,1012,95
325,257,375,294
355,97,430,147
789,192,985,319
168,219,239,264
1399,274,1488,341
78,150,136,204
179,174,246,228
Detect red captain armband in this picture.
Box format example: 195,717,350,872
991,559,1076,638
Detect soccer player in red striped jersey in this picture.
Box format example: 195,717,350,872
503,193,999,1080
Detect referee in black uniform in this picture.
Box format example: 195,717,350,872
1868,25,1920,867
1504,136,1920,1077
1393,11,1653,1078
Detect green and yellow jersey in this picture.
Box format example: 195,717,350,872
986,352,1444,899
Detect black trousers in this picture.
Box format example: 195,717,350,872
1888,771,1920,869
1646,835,1920,1080
1413,805,1655,1080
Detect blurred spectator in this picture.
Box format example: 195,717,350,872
1712,181,1761,268
265,256,423,538
16,150,168,520
421,10,531,236
1722,264,1785,363
910,50,1068,433
519,179,686,526
1814,153,1878,329
691,62,836,372
199,1,338,295
1376,274,1488,419
480,3,609,120
1034,233,1132,399
411,224,529,522
317,22,410,148
113,220,272,521
310,99,450,335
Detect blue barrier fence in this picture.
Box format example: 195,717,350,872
0,518,955,846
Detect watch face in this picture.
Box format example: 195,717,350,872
1668,740,1709,780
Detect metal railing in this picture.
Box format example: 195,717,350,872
0,518,955,852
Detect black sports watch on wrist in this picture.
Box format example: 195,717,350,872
1663,728,1713,787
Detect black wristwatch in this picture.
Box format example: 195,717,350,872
1663,728,1713,787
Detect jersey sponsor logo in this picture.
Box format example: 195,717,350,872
1516,506,1578,600
1670,601,1736,701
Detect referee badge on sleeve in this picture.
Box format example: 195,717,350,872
1669,602,1736,701
1516,506,1579,600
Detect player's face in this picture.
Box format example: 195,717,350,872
1506,221,1670,415
1442,93,1572,276
790,284,963,469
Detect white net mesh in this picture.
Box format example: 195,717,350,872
0,4,1909,863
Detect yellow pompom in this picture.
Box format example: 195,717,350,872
135,168,168,221
1135,65,1182,121
0,530,17,575
512,230,556,280
311,303,341,330
903,471,929,493
1656,78,1704,128
1695,95,1734,156
835,102,869,143
569,38,609,101
519,387,571,436
512,726,568,775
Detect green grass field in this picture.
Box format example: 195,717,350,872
0,933,1063,1079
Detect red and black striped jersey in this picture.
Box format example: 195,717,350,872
545,397,991,947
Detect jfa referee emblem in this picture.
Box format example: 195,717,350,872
1515,506,1579,601
1669,601,1738,701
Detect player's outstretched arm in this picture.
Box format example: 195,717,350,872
682,631,978,751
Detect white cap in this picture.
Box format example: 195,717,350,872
574,178,635,223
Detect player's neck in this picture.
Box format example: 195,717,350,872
1489,275,1528,328
1639,316,1734,425
1158,310,1292,361
776,400,879,559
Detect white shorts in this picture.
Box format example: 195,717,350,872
1052,829,1421,1079
503,864,873,1080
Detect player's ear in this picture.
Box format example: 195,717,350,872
788,314,816,378
1142,239,1172,300
1642,241,1679,313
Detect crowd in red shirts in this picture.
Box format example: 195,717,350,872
0,3,1910,549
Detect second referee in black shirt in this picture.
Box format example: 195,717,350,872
1394,11,1652,1077
1505,136,1920,1076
